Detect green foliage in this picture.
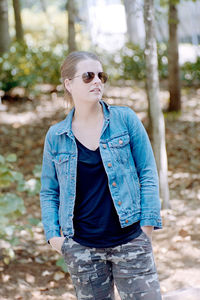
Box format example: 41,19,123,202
1,40,199,93
0,193,26,239
181,57,200,85
110,42,168,81
19,164,41,196
0,42,67,92
0,154,42,264
56,256,68,273
0,154,26,242
109,42,200,85
0,153,22,188
0,155,26,265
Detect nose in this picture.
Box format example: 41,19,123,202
93,73,101,84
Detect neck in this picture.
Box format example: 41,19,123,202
73,101,103,124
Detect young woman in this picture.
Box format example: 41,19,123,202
40,51,162,300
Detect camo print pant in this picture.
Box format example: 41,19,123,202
61,231,162,300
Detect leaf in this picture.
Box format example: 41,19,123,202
0,171,15,187
33,164,42,178
0,155,5,164
6,154,17,162
0,193,26,215
28,217,41,226
11,171,24,182
56,257,68,273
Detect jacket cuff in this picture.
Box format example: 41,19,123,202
45,230,61,244
140,218,162,230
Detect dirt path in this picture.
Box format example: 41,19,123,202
0,84,200,299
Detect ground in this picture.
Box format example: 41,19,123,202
0,82,200,299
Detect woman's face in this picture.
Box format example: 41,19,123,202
65,59,104,106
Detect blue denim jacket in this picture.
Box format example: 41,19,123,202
40,100,162,242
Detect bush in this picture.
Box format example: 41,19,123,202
109,42,199,85
0,154,26,263
181,57,200,85
0,42,68,92
110,42,168,81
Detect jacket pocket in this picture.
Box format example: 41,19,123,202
52,154,69,176
108,133,130,165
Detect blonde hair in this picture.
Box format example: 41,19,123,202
60,51,102,106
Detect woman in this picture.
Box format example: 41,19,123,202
40,51,162,300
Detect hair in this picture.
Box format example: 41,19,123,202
60,51,102,106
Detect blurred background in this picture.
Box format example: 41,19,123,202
0,0,200,299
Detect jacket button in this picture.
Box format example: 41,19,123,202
112,182,117,187
118,201,122,205
103,144,107,149
108,163,112,167
119,139,123,144
125,219,129,224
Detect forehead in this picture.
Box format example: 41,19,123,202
75,59,103,73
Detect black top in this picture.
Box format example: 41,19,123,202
72,137,142,248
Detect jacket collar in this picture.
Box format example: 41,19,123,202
56,100,110,136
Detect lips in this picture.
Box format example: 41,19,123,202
90,88,101,93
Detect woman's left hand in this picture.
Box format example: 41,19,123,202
141,226,153,241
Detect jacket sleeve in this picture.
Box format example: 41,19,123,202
40,128,61,242
126,108,162,229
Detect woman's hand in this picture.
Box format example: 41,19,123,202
49,236,65,253
141,226,153,241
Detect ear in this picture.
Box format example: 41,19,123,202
64,79,71,93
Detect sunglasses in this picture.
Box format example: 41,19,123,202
69,72,108,84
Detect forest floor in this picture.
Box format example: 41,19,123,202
0,82,200,300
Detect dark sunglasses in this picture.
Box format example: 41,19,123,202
69,72,108,84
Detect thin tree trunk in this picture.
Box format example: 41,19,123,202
144,0,170,209
124,0,144,47
0,0,10,54
12,0,24,42
67,0,76,52
168,1,181,112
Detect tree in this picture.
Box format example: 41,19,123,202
12,0,24,42
66,0,77,52
168,0,181,111
0,0,10,54
144,0,170,209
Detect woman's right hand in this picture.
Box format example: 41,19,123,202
49,236,65,254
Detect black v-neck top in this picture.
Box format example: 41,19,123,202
72,137,141,248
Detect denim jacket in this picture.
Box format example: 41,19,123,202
40,100,162,242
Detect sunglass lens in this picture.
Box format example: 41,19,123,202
82,72,95,83
82,72,108,84
99,72,108,83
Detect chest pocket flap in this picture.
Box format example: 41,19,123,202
108,134,130,148
52,154,69,176
53,154,69,164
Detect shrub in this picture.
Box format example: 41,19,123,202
0,154,26,263
0,42,67,92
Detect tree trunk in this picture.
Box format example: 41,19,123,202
144,0,170,209
12,0,24,42
67,0,76,52
124,0,144,47
0,0,10,54
168,1,181,112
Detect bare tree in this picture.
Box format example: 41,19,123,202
12,0,24,42
66,0,77,52
168,0,181,112
0,0,10,54
144,0,170,209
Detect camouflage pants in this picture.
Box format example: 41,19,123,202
61,231,162,300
